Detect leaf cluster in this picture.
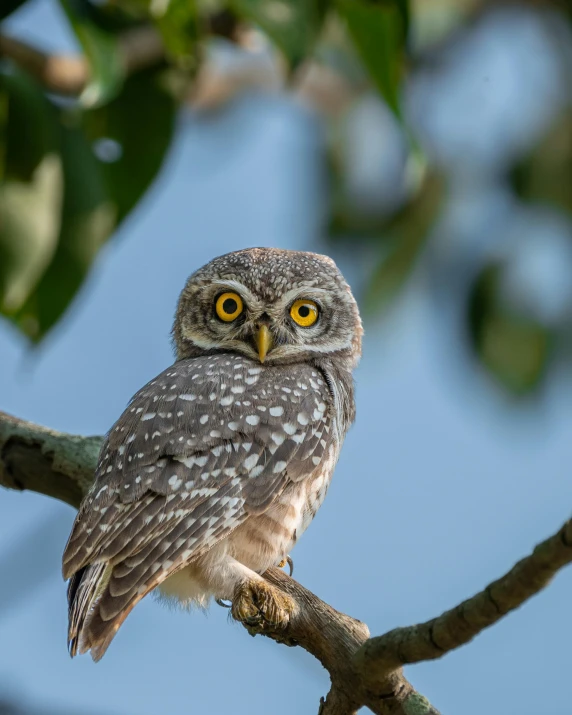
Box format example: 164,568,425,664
1,0,572,397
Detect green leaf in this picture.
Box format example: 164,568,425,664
336,0,408,118
14,117,115,341
2,70,59,181
510,110,572,216
0,71,63,319
59,0,125,107
25,67,176,340
1,65,175,342
468,264,551,395
150,0,199,66
231,0,330,69
15,68,175,341
0,0,28,21
83,67,176,222
0,156,64,322
364,173,442,313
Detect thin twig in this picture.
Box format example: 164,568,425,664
0,27,164,95
0,28,357,116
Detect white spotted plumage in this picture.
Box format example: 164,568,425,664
63,248,362,661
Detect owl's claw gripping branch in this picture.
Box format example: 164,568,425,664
4,250,572,715
3,410,572,714
231,578,295,632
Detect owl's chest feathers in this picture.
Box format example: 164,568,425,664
156,460,337,607
228,455,336,572
155,356,351,607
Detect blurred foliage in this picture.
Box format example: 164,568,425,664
1,0,571,398
363,173,443,314
511,110,572,216
0,0,407,343
468,264,552,395
61,0,126,107
0,61,175,340
0,0,27,22
112,0,201,64
337,0,408,117
231,0,330,69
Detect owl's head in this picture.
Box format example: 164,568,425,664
173,248,362,370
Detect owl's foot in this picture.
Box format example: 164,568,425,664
276,555,294,576
231,578,294,632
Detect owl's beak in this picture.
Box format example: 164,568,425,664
255,324,273,363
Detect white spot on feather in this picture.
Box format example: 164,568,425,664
244,454,259,470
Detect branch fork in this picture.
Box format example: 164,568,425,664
1,409,571,714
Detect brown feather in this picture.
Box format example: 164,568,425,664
64,352,335,658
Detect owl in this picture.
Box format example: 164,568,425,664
63,248,362,660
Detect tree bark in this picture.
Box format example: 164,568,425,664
2,409,572,714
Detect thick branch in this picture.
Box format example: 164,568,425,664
0,27,164,95
0,410,101,508
1,409,571,714
354,517,572,693
262,568,440,715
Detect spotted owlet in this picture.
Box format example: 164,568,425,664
63,248,362,660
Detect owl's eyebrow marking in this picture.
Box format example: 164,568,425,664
209,280,257,306
277,286,331,308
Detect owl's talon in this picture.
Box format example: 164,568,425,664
216,598,232,608
276,556,294,576
231,579,294,632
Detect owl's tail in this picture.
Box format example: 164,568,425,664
68,560,148,661
67,558,178,661
67,562,114,659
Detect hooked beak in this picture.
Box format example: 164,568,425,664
255,324,273,363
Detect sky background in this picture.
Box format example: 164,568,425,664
2,2,572,714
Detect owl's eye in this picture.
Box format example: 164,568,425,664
215,292,244,322
290,299,319,327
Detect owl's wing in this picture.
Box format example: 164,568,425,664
63,354,333,660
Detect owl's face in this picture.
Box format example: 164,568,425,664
174,248,362,368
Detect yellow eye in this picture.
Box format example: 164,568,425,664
215,292,243,322
290,299,319,327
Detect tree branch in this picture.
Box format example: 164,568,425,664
0,27,164,96
261,567,441,715
1,408,571,714
0,410,100,508
0,27,358,116
353,517,572,692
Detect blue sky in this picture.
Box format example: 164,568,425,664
2,2,572,714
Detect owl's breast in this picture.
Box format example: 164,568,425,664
228,444,339,573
